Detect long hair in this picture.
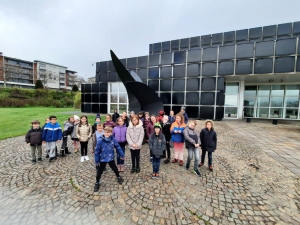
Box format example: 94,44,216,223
79,115,88,127
130,115,140,125
175,113,184,124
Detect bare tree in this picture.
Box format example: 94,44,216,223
0,63,32,87
74,76,87,87
39,70,51,89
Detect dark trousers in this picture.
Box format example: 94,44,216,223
201,149,213,166
152,156,161,173
130,149,140,168
96,160,119,183
117,143,126,164
80,141,88,156
61,135,68,150
165,142,170,158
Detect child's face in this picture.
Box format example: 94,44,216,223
138,114,142,118
32,123,40,129
70,118,74,123
122,112,127,117
175,116,181,123
189,122,196,129
104,131,112,138
154,128,160,133
97,126,103,133
81,117,87,123
45,118,50,123
95,118,101,123
50,118,57,124
206,122,212,129
145,113,149,119
75,119,80,123
117,119,124,126
151,116,156,123
132,118,138,125
170,111,174,116
106,116,111,122
162,116,168,123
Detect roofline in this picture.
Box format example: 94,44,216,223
4,56,34,64
66,69,78,73
34,60,67,68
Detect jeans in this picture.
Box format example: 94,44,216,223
152,156,161,173
46,142,57,157
31,145,42,160
187,147,200,170
117,143,126,165
130,149,140,168
201,149,213,166
96,160,119,183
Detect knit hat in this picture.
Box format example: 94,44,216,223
154,122,161,129
74,115,80,121
158,110,164,116
95,114,101,120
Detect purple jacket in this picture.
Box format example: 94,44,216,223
112,125,127,143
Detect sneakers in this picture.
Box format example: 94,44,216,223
130,167,135,173
164,158,170,164
209,166,213,172
179,160,184,166
32,159,36,163
150,157,153,163
85,155,89,161
171,158,178,163
45,154,49,158
38,158,42,161
198,162,204,167
155,173,159,179
186,163,190,170
94,183,100,192
117,176,124,184
136,167,140,173
193,169,201,177
80,156,84,162
49,157,55,162
152,173,156,179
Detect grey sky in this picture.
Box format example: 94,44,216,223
1,0,300,79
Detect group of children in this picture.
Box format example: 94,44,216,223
25,107,217,192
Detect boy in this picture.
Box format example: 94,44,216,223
160,115,171,163
199,120,217,172
149,123,166,179
92,123,104,154
25,120,43,163
42,115,63,162
168,111,175,124
94,126,124,192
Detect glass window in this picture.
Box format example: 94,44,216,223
257,108,269,118
255,58,273,74
274,57,295,73
186,78,199,91
224,107,238,118
271,85,284,95
148,68,159,79
285,97,299,107
173,65,185,78
173,79,185,91
160,93,171,104
119,104,127,112
270,97,283,107
110,104,118,113
286,85,300,95
149,54,159,67
258,85,270,95
202,62,217,76
187,64,200,77
174,51,186,64
160,66,172,78
110,94,118,103
160,79,171,91
257,97,269,107
119,93,127,103
225,83,239,94
270,108,283,118
285,109,298,119
244,97,255,107
110,83,118,92
172,93,184,104
244,107,254,117
225,95,238,106
161,52,173,65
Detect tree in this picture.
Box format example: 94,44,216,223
35,80,44,89
72,84,79,92
0,63,30,87
39,70,51,88
74,91,81,109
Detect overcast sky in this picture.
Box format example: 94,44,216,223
1,0,300,79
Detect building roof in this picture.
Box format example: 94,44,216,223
34,60,67,68
4,56,34,64
66,69,78,73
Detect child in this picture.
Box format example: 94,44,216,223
168,111,175,124
60,116,74,156
92,123,104,154
113,117,127,172
146,115,157,162
184,120,201,176
156,110,164,123
42,118,50,158
143,112,150,143
121,111,130,127
181,107,189,124
161,115,171,163
199,120,217,172
130,111,135,119
103,114,116,128
42,115,62,162
76,115,92,162
25,120,43,163
71,115,80,153
149,123,166,179
126,115,144,173
112,109,120,123
170,113,186,166
92,114,101,134
94,126,124,192
137,111,145,124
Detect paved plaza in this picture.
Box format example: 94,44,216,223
0,120,299,225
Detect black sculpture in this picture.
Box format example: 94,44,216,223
110,50,164,115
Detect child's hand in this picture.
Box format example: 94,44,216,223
42,141,45,144
174,130,178,133
27,143,30,146
178,130,181,133
57,140,60,142
120,157,125,160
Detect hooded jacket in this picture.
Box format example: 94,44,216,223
42,122,62,142
94,135,124,163
126,121,144,150
103,121,116,128
25,127,43,146
113,124,127,143
170,122,186,143
200,120,217,152
160,121,171,142
63,121,74,136
184,126,200,148
149,132,166,158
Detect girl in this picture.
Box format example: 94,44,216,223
92,114,101,134
60,116,74,156
76,115,92,162
130,111,135,119
121,111,130,127
146,115,157,161
199,120,217,172
170,113,186,166
103,114,116,129
126,115,144,173
71,115,80,153
183,120,201,176
137,111,145,124
113,117,127,172
143,112,150,143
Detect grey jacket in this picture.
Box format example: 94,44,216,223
183,127,200,148
149,132,166,158
71,122,79,139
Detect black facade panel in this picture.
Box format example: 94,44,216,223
85,84,92,93
212,33,223,44
85,94,91,102
160,93,171,104
100,104,107,114
160,66,172,78
202,47,218,61
149,54,160,66
96,73,99,83
187,64,200,77
186,78,200,91
236,60,252,74
164,105,171,114
108,61,115,71
296,58,300,71
274,57,295,73
249,27,262,39
171,40,179,50
148,80,159,91
201,35,211,46
149,44,152,54
99,61,108,72
153,42,161,53
81,93,84,102
99,72,107,82
201,92,215,105
275,39,296,56
107,72,117,82
100,94,107,103
81,103,84,112
173,79,185,91
92,84,99,92
174,51,186,64
236,29,248,41
186,92,199,105
187,49,201,63
162,41,170,52
160,79,172,91
137,68,147,80
127,57,137,69
216,92,225,105
224,31,235,43
96,62,100,72
263,25,276,37
236,43,254,58
277,23,292,36
201,78,215,91
190,36,201,48
84,104,92,113
186,106,199,118
217,77,225,91
81,84,85,93
180,38,189,48
254,58,273,74
161,52,172,65
215,107,224,120
255,41,274,57
219,45,235,60
172,93,184,104
138,56,148,68
294,21,300,34
200,107,214,119
218,61,234,75
202,63,217,76
99,83,108,92
148,68,159,79
173,65,185,78
92,104,100,113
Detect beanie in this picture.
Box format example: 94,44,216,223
95,114,101,120
159,110,164,116
154,122,161,129
74,115,80,121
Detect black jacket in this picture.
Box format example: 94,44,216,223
200,128,217,152
149,133,166,158
160,121,171,142
25,128,43,146
112,113,120,122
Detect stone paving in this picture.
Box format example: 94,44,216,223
0,120,300,225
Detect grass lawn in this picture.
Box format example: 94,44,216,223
0,107,105,140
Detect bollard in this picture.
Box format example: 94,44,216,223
272,119,278,125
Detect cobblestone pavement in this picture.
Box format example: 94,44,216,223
0,120,300,225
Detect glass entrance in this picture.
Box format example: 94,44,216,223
224,82,239,118
108,82,129,114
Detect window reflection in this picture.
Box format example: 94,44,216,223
225,96,238,106
258,85,270,95
285,97,299,107
225,83,239,94
110,94,118,103
270,108,283,118
257,97,269,107
224,107,238,118
245,86,256,96
271,85,284,95
285,109,298,119
244,97,255,107
244,107,254,117
110,83,118,92
270,97,283,107
286,85,300,95
257,108,269,118
119,93,127,103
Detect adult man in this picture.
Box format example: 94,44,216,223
181,106,189,124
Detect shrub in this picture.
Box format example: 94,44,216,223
72,85,79,92
35,80,44,89
74,92,81,109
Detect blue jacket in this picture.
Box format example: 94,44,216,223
170,122,186,143
168,116,175,124
94,135,125,164
42,122,62,142
183,113,189,124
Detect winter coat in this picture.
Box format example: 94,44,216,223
25,127,43,146
103,121,116,128
146,122,154,138
92,130,104,152
126,121,144,150
113,125,127,143
42,122,62,142
63,121,74,136
143,118,150,129
200,128,217,152
92,122,98,134
160,121,171,142
76,123,92,142
112,113,120,122
122,116,130,127
183,113,189,124
168,116,175,124
71,122,79,139
94,135,124,164
184,127,200,148
170,122,186,143
149,132,166,158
